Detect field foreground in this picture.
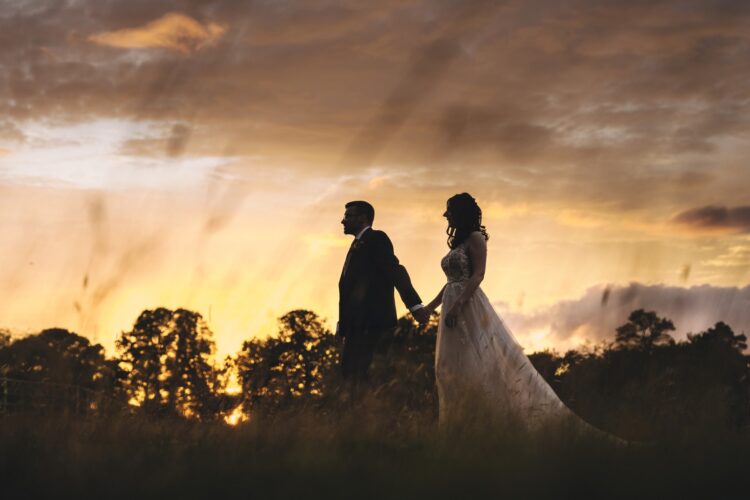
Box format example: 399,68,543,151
2,406,748,500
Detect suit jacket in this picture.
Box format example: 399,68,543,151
338,228,421,337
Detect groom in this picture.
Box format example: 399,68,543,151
338,200,429,380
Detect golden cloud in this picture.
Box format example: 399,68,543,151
88,12,227,54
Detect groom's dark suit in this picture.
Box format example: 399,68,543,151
338,227,421,379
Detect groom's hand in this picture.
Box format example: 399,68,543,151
335,322,346,346
412,307,430,326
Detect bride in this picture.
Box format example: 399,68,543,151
423,193,606,434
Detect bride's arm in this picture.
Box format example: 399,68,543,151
445,232,487,327
425,285,446,312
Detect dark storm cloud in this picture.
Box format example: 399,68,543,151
500,282,750,348
673,205,750,233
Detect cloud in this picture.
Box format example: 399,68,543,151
0,121,25,142
0,119,228,190
499,283,750,351
2,0,750,210
3,0,749,353
673,205,750,233
88,12,226,53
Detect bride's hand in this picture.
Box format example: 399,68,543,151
444,306,459,328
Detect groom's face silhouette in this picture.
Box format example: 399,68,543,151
342,207,368,236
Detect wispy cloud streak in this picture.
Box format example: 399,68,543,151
88,12,226,54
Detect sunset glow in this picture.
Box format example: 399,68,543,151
1,1,749,358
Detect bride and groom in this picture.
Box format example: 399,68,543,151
338,194,605,432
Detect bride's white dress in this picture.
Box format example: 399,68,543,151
435,240,588,432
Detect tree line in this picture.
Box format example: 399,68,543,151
0,307,747,439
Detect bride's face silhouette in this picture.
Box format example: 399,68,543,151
443,205,455,227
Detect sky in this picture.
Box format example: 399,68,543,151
1,0,749,357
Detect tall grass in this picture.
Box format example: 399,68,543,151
2,395,748,499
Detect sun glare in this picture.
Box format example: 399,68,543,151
224,406,248,426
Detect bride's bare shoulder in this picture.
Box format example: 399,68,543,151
465,232,487,255
468,231,486,244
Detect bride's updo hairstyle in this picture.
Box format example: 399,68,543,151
446,193,489,249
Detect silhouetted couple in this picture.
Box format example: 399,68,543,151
338,195,624,438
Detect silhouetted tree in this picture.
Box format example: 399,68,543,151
528,350,565,383
236,309,439,417
0,328,124,413
369,314,439,414
0,329,10,349
236,310,339,412
5,305,746,436
688,321,748,351
685,322,750,426
615,309,675,351
0,328,120,388
116,308,224,419
532,313,750,440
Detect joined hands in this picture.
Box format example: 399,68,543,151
412,306,431,326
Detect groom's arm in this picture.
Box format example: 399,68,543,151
369,231,422,309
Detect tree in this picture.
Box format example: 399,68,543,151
615,309,675,351
0,328,120,388
369,314,439,414
236,310,339,412
528,350,564,382
0,329,10,349
528,315,750,440
116,308,224,419
0,328,123,413
687,321,747,351
685,322,750,426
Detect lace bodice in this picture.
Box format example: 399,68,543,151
441,243,472,283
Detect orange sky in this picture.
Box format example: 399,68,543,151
1,1,749,356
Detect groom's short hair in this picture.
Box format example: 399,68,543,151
345,201,375,224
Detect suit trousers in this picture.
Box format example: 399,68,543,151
340,328,387,381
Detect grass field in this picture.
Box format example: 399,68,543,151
3,400,748,500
